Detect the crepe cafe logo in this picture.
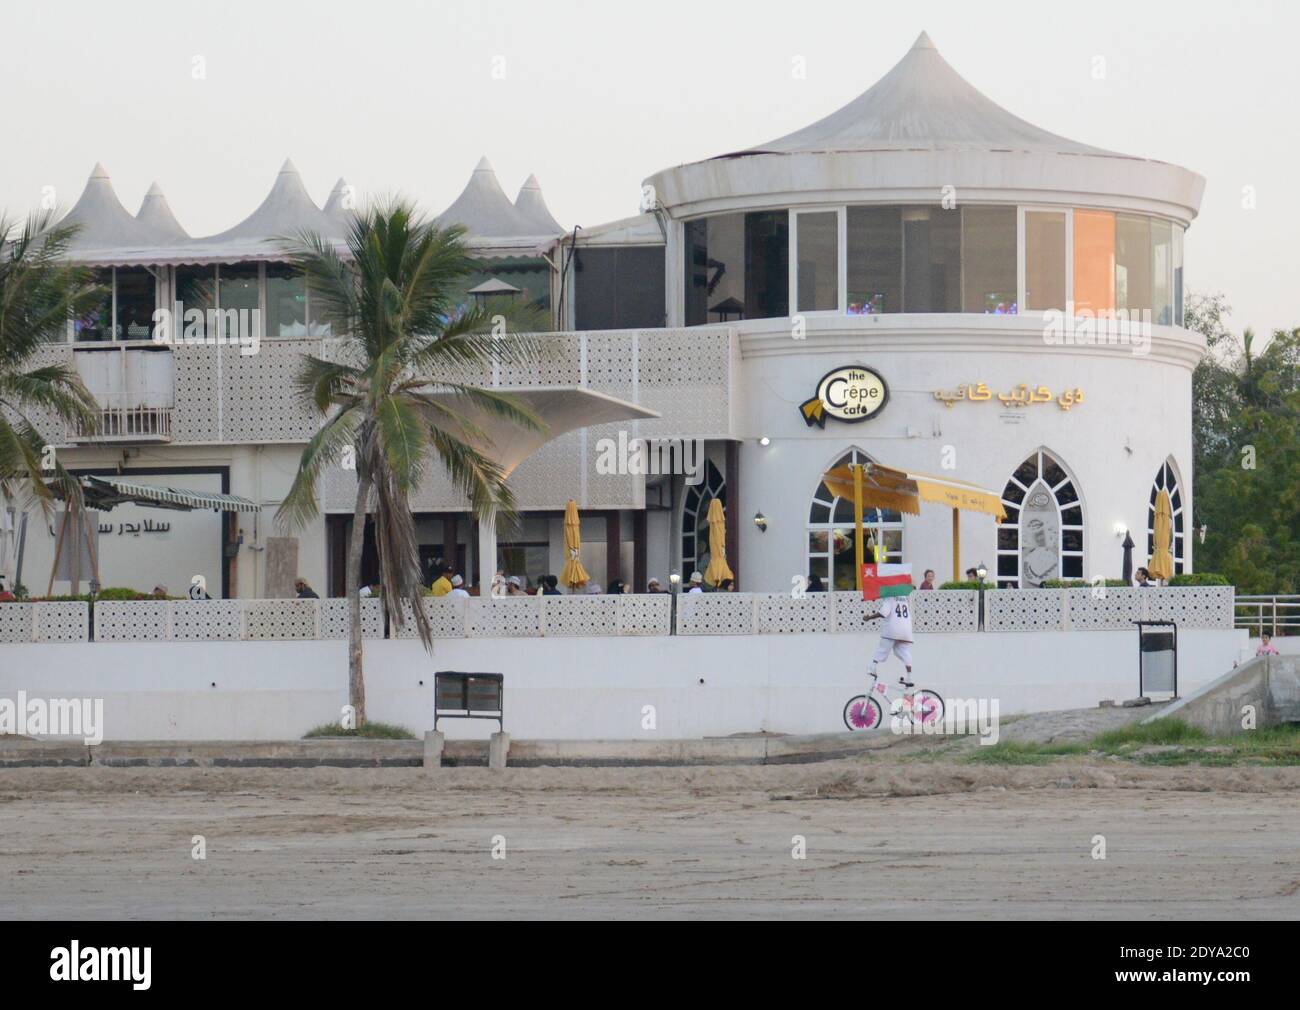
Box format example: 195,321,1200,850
800,365,889,427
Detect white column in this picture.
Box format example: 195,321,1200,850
478,506,497,592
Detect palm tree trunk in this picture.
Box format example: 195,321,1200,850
345,472,371,726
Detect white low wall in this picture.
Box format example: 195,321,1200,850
3,627,1249,742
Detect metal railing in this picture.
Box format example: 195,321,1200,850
67,392,173,443
1234,595,1300,637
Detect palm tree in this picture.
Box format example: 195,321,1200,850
277,199,544,726
0,212,103,543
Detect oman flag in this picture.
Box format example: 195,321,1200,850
861,563,913,601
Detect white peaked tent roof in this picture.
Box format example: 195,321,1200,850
513,174,563,235
195,158,349,252
436,158,561,252
467,277,523,295
322,177,356,220
135,182,190,242
57,164,161,253
738,32,1124,159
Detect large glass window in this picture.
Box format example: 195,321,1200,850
846,207,901,315
684,212,788,325
1151,219,1173,326
575,246,665,329
1073,210,1115,316
175,266,215,340
961,207,1017,314
114,267,155,340
266,264,308,337
74,269,113,341
1173,225,1184,327
902,207,960,313
795,211,839,313
217,264,260,340
1025,210,1066,312
1115,215,1151,317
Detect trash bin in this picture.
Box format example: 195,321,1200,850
1135,620,1178,698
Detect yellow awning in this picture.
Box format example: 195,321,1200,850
822,464,1006,521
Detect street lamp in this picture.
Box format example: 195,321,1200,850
668,571,681,635
975,561,988,630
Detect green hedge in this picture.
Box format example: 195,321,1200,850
937,580,985,590
1042,579,1131,588
1168,572,1229,586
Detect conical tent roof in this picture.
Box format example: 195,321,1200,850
322,177,354,217
513,174,563,235
739,31,1121,159
135,182,190,242
435,157,542,240
196,158,342,249
58,164,158,252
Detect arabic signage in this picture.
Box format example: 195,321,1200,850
32,472,223,594
933,383,1085,411
800,366,889,427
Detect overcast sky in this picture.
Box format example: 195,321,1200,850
1,0,1294,338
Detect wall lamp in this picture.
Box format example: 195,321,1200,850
753,512,768,532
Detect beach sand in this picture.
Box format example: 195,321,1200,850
3,723,1299,919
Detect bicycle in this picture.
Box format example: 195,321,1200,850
843,671,944,731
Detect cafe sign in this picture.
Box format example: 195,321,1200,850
800,365,889,427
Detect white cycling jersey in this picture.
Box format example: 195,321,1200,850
875,595,914,643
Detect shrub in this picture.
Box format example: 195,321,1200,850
1168,572,1228,586
303,721,415,740
1042,579,1130,588
937,580,984,590
94,587,158,600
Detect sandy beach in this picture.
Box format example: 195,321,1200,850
3,728,1299,919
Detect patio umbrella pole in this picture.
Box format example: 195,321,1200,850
853,464,864,592
952,507,960,583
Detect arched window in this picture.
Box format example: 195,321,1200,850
996,449,1084,588
1148,461,1185,574
681,460,725,577
807,449,904,591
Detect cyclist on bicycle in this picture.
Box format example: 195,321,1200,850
865,593,913,684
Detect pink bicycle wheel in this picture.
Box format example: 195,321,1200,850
843,695,884,731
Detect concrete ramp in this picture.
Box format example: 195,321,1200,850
1147,655,1300,735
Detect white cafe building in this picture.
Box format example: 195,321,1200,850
8,32,1204,598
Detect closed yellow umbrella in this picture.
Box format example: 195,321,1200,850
704,498,733,586
561,499,589,589
1148,489,1174,581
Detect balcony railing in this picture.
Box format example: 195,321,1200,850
67,392,173,443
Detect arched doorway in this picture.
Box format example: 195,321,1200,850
807,448,904,590
1148,459,1185,575
681,460,725,577
996,449,1084,588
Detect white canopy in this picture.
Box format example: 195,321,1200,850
135,182,190,243
739,31,1123,159
436,157,564,256
57,164,161,254
513,174,563,235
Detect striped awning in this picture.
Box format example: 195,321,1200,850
81,476,260,513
